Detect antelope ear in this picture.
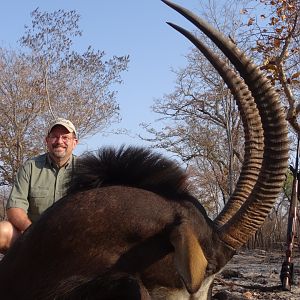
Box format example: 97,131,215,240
170,223,208,294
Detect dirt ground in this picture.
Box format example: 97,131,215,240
213,249,300,300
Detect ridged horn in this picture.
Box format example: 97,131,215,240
164,20,264,227
162,0,289,249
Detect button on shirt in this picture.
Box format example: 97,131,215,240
7,153,76,223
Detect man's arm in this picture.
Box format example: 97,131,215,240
6,162,31,227
7,208,32,232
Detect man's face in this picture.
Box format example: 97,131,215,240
46,125,78,161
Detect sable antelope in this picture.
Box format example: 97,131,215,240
0,1,289,299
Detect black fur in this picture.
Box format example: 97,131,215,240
70,146,190,199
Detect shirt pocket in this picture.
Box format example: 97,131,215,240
29,187,50,219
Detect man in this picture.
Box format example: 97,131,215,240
0,118,78,253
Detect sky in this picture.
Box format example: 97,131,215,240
0,0,203,156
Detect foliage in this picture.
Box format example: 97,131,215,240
0,8,129,185
241,0,300,132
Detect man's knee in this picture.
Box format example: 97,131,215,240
0,220,20,253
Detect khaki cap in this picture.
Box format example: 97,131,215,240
48,118,77,137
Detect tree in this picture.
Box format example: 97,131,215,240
240,0,300,132
142,0,246,216
142,0,299,221
240,0,300,249
0,8,129,184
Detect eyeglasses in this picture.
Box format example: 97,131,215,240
47,135,75,143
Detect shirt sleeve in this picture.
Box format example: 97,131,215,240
6,161,31,213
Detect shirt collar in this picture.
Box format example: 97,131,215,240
46,153,73,170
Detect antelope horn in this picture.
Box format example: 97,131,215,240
162,0,289,249
164,19,264,227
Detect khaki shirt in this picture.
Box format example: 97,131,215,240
7,153,76,223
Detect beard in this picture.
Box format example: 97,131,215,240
51,144,67,158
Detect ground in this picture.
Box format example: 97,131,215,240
1,249,299,299
213,249,300,300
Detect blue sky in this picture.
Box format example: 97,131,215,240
0,0,202,155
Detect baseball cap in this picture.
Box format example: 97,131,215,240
48,118,77,138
